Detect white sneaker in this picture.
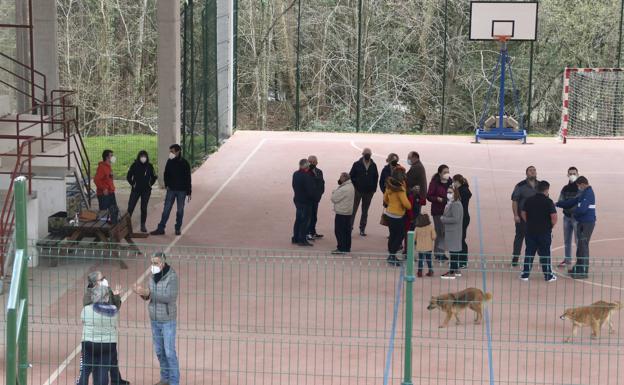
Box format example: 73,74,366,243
545,274,557,283
519,274,529,281
440,272,456,280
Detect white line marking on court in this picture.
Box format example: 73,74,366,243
348,140,624,175
551,238,624,292
42,139,268,385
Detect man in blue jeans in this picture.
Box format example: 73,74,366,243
133,252,179,385
151,144,192,236
520,181,558,282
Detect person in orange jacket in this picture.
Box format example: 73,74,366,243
94,149,118,222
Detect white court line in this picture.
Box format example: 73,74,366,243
551,238,624,292
348,140,624,175
42,139,268,385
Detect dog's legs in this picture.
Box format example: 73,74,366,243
455,312,461,325
440,311,452,328
606,315,616,334
473,305,482,325
565,324,578,343
590,319,600,339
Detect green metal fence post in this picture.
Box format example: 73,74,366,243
295,0,302,130
440,0,448,135
181,5,188,158
526,41,535,134
355,0,363,132
15,176,29,385
402,231,415,385
202,6,209,153
214,0,220,145
189,0,196,164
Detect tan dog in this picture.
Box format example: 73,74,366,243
560,301,622,342
427,288,493,328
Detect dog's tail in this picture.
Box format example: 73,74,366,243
614,301,623,310
483,292,493,302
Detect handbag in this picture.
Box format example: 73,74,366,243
380,213,390,227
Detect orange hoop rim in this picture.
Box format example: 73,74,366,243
493,35,511,42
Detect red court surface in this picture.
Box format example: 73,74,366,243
2,130,624,385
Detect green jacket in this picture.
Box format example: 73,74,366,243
81,304,118,343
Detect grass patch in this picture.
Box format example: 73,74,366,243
83,135,157,179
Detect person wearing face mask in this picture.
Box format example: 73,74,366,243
127,150,158,233
133,252,180,385
426,164,452,261
556,176,596,279
331,172,355,254
519,181,557,282
440,187,464,279
349,148,379,236
556,167,579,267
80,271,128,385
406,151,427,218
511,166,539,266
94,149,119,221
151,144,192,236
452,175,472,269
379,153,400,193
307,155,325,241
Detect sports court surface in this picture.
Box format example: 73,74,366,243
3,130,624,385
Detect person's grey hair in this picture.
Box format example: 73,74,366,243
299,158,309,168
87,271,101,286
91,285,110,304
152,251,167,262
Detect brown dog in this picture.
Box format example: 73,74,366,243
427,288,493,328
560,300,622,342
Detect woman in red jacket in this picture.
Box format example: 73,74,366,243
427,164,452,261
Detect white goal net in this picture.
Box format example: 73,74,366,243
560,68,624,142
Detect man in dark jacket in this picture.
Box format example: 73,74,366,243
556,166,579,267
151,144,192,236
127,150,157,232
511,166,539,266
406,151,427,218
349,148,379,236
379,153,399,193
292,159,316,246
307,155,325,240
519,181,557,282
557,176,596,279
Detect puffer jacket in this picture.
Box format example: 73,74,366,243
147,264,178,322
331,180,355,215
383,177,412,217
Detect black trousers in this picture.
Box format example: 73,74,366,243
351,191,375,231
308,201,320,235
334,214,352,252
77,341,115,385
460,215,470,265
513,219,526,257
127,188,151,226
575,222,595,274
293,203,312,243
387,216,405,256
449,251,461,272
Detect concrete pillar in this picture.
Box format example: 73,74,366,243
217,0,234,140
32,0,60,102
157,0,181,185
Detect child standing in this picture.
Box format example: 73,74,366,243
415,213,436,277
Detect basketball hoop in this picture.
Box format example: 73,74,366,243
494,35,511,42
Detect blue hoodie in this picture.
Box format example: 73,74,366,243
557,186,596,223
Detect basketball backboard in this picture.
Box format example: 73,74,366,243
470,1,538,41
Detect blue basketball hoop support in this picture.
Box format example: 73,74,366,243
475,38,527,144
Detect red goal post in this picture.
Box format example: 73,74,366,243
560,67,624,143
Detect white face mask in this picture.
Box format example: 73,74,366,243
168,152,176,160
99,278,109,287
447,193,454,201
140,156,147,164
406,159,412,166
110,156,117,164
441,173,450,181
151,265,161,275
569,175,578,183
453,181,460,189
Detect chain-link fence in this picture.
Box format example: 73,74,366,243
235,0,624,135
